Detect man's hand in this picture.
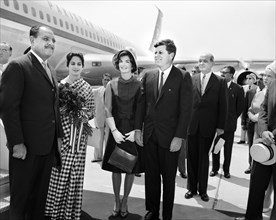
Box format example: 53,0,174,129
13,143,27,160
216,128,224,136
262,131,275,146
170,137,182,152
135,130,143,147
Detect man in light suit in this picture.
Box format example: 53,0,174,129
185,53,228,202
0,25,63,220
91,73,111,162
235,61,276,220
210,66,245,178
135,39,193,220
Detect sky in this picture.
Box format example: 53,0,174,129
53,0,276,60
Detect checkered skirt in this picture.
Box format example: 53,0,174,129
45,79,94,220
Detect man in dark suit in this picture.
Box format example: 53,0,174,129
235,61,276,220
135,39,193,220
210,66,245,178
0,25,63,220
185,53,228,202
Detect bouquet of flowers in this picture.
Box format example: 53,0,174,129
59,83,93,152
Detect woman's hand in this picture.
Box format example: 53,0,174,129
125,130,135,142
112,129,125,144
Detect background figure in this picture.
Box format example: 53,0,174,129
186,53,228,202
101,48,144,219
235,60,276,220
135,39,193,220
241,73,258,174
210,66,245,178
191,65,201,76
0,42,12,77
45,52,94,220
0,25,63,220
238,73,258,144
90,73,112,162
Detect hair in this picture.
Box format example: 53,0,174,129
224,66,235,75
114,50,137,73
103,72,112,80
154,39,176,60
29,25,53,38
0,42,12,52
66,52,84,67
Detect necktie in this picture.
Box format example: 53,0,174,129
158,72,164,96
201,74,206,95
41,61,53,84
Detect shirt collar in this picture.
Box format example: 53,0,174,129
159,64,172,77
31,49,46,65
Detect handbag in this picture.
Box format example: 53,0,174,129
108,145,137,173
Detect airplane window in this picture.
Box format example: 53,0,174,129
31,7,36,17
85,30,88,37
59,19,63,28
3,0,9,7
23,3,28,14
89,32,92,39
46,14,51,23
71,24,74,32
81,28,84,35
65,21,69,30
39,11,44,20
13,0,19,10
93,33,96,40
76,26,79,33
53,16,57,25
97,35,99,42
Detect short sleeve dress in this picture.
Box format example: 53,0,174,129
102,76,144,173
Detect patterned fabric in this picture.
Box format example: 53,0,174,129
45,78,94,220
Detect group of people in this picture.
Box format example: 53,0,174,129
0,24,275,220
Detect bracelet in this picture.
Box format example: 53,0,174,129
111,128,117,133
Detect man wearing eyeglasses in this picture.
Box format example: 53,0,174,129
210,66,245,178
0,42,12,77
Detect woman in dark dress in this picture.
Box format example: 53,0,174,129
102,48,144,218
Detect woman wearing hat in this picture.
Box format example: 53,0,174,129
102,48,144,218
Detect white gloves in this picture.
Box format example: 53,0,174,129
106,117,135,144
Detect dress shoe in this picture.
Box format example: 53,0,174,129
244,168,251,174
141,211,159,220
237,140,246,144
199,193,209,202
210,171,218,177
185,191,196,199
224,173,231,178
180,172,187,179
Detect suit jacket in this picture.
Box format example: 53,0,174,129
258,80,276,137
225,82,245,132
0,52,63,155
93,86,106,128
241,87,257,127
135,65,193,148
188,73,228,138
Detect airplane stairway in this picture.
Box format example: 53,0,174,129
0,169,10,213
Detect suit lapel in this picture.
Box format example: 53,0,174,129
194,74,201,96
203,73,215,95
29,53,54,87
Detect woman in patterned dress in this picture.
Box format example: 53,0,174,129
102,48,144,218
45,52,94,220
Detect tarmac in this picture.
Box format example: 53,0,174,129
81,120,273,220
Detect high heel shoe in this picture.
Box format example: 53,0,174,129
120,199,128,218
112,199,121,218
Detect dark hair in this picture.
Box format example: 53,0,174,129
113,50,137,73
66,52,84,67
224,66,235,75
154,39,176,60
29,25,53,38
103,72,112,79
